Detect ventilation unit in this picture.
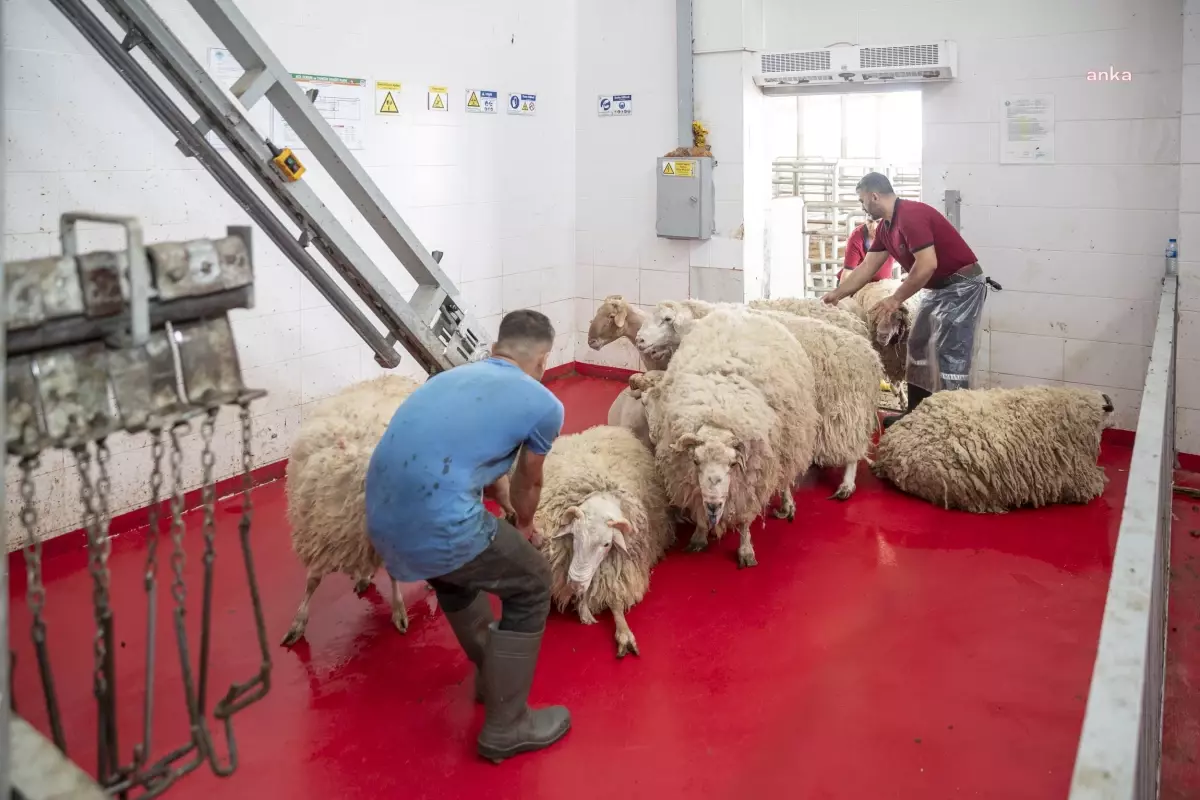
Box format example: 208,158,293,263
753,41,957,90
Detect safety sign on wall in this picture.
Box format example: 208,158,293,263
428,85,448,111
375,81,400,115
465,89,497,114
597,94,632,117
662,160,695,177
507,92,536,115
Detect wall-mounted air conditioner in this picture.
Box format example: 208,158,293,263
753,41,957,90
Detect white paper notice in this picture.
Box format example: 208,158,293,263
205,48,244,150
272,73,367,151
1000,94,1054,164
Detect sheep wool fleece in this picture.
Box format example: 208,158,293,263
871,386,1112,513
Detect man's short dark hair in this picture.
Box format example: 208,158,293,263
497,309,555,349
856,172,894,195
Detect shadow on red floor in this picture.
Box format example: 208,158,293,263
8,374,1132,799
1163,471,1200,799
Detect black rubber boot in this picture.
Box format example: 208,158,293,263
444,593,493,703
477,622,571,763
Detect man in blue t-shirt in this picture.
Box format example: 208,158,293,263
365,309,569,763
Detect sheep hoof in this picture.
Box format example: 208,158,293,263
737,551,758,568
354,579,372,596
616,637,640,658
684,538,708,553
280,627,304,647
392,609,410,634
770,506,794,521
830,486,854,501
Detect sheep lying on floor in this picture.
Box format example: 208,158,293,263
643,308,819,567
637,299,883,500
282,375,515,648
536,425,674,657
872,386,1115,513
837,279,920,389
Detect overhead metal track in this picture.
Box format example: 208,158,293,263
47,0,488,376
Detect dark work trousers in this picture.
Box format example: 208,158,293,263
426,519,552,634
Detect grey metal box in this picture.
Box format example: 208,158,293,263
656,156,714,240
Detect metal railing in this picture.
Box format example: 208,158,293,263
1068,268,1178,799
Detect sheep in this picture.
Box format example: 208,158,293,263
649,308,820,567
587,295,666,449
636,300,883,499
281,375,420,646
871,386,1116,513
586,295,669,371
535,425,674,657
748,296,870,339
281,376,518,647
836,279,920,388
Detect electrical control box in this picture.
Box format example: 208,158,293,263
656,157,715,240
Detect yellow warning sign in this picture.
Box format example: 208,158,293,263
428,86,448,111
467,91,480,108
521,102,529,111
374,81,401,116
663,160,694,177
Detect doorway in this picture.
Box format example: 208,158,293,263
764,91,922,299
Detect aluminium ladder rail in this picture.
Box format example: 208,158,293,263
48,0,488,376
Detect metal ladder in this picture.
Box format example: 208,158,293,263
46,0,490,376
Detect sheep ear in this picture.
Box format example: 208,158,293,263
612,307,628,328
608,517,633,536
551,525,573,539
673,433,701,452
564,506,583,522
610,529,630,553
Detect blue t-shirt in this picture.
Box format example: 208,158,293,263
364,358,564,582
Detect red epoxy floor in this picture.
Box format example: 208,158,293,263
7,374,1134,799
1162,471,1200,799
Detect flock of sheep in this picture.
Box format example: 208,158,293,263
280,279,1118,658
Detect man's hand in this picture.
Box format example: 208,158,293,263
517,518,544,548
822,287,846,305
878,295,901,318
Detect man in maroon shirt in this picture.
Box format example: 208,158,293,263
823,172,996,425
837,218,895,285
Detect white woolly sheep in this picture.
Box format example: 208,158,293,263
586,295,670,371
536,425,674,657
872,386,1116,513
281,376,517,647
649,309,820,567
586,295,665,447
637,300,883,499
836,279,920,387
282,375,420,646
748,296,870,339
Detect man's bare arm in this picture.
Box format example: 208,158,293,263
828,250,885,300
891,246,937,304
510,448,547,529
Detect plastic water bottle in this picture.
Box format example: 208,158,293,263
1167,238,1178,275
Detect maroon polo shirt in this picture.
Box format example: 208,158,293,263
868,198,978,282
840,224,895,283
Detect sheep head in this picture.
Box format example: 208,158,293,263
635,301,699,362
551,492,633,597
868,299,910,348
673,424,745,530
587,295,632,350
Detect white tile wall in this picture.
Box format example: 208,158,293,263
758,0,1185,447
4,0,578,548
1182,0,1200,454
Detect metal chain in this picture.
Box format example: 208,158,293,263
73,446,109,700
168,425,188,607
19,456,68,753
147,432,165,587
196,408,219,714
